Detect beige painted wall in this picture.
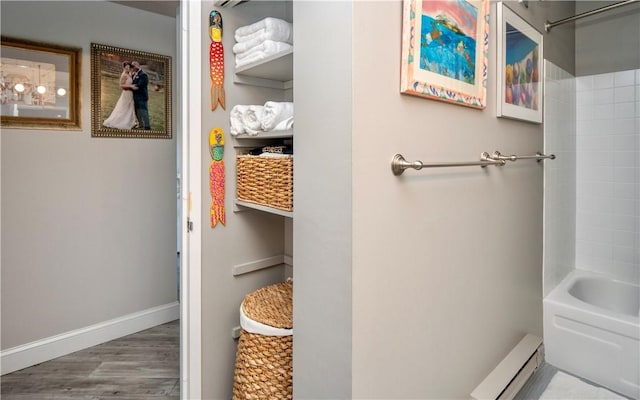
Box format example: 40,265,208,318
1,1,177,350
349,1,574,398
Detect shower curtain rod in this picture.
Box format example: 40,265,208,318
545,0,639,32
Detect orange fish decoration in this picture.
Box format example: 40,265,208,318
209,10,225,111
209,127,226,227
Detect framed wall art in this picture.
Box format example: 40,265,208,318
1,36,81,130
91,43,172,138
496,3,543,123
400,0,489,109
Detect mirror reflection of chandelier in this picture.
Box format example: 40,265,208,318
36,64,46,94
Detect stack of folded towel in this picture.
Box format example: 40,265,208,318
233,17,293,69
230,101,294,136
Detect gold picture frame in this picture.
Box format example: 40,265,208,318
91,43,172,139
1,36,81,130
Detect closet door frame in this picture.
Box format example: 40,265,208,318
180,0,203,398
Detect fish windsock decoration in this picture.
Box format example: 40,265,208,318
209,10,225,111
209,127,226,227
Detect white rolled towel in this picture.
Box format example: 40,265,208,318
229,105,249,136
261,101,294,131
235,17,293,44
242,105,264,136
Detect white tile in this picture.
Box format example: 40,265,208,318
613,230,636,248
576,75,594,92
595,103,614,119
612,197,638,216
614,152,637,168
594,73,614,89
577,194,614,214
612,215,639,232
614,118,636,135
612,134,638,151
611,261,640,285
614,245,636,264
577,211,615,230
578,180,614,197
614,70,636,87
614,182,638,199
576,226,613,245
615,86,636,103
577,104,595,121
576,239,613,263
545,81,560,101
577,90,594,106
594,88,614,104
615,102,636,119
614,167,638,184
636,68,640,83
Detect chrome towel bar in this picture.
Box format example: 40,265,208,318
391,151,555,175
491,151,556,163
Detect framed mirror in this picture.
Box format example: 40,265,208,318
1,36,81,130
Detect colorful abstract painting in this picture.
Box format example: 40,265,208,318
401,0,489,109
496,3,543,123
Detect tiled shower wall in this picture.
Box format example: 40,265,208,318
544,63,640,293
543,60,576,296
575,69,640,284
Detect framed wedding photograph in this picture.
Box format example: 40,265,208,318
91,43,172,138
1,36,81,130
400,0,489,109
496,3,543,123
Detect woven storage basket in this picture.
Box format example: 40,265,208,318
233,280,293,400
236,155,293,212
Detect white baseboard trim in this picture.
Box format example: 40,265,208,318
1,301,179,375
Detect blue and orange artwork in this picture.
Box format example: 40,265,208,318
504,23,539,110
419,0,478,84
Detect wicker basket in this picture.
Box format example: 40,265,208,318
233,281,293,400
236,155,293,212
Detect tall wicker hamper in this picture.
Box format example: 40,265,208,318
233,280,293,400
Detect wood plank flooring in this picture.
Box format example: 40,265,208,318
1,320,179,400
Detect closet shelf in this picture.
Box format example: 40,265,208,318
233,129,293,140
234,199,293,218
234,49,293,89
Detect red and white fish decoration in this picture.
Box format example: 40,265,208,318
209,10,225,111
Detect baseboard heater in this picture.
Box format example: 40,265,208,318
471,334,544,400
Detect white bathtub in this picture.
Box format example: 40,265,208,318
544,269,640,399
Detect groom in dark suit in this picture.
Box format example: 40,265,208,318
131,61,150,130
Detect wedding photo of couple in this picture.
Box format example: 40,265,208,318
91,43,171,138
103,60,151,130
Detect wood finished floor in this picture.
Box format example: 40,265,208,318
1,320,179,400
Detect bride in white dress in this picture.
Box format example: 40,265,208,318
103,61,137,129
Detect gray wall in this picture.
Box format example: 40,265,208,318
292,0,574,398
199,2,289,399
293,1,353,398
576,1,640,76
1,1,177,350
